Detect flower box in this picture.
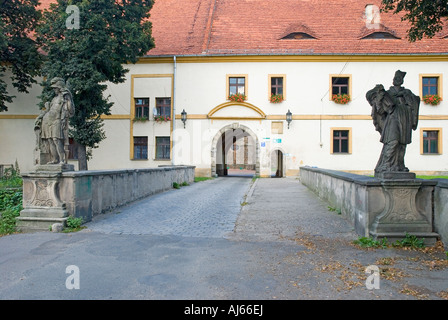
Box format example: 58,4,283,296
423,94,442,106
154,115,171,123
228,93,246,102
332,94,351,104
133,116,149,122
269,94,284,103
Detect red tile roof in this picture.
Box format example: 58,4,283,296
148,0,448,56
38,0,448,56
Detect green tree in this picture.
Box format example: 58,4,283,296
37,0,155,170
382,0,448,41
0,0,42,112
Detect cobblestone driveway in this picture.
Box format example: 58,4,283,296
86,177,253,237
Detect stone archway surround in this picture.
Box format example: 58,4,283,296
211,123,260,177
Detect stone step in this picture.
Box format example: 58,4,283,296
19,208,68,218
370,231,440,246
16,216,68,233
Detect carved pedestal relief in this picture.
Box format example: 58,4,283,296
17,173,69,232
370,182,435,241
28,179,63,208
381,186,424,223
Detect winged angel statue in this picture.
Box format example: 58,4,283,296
366,70,420,175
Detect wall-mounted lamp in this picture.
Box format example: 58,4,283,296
181,109,187,128
286,109,292,129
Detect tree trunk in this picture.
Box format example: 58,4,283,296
77,144,88,171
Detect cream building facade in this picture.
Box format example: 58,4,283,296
1,55,447,177
1,0,447,177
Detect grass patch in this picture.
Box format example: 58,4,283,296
173,181,191,189
62,216,85,233
392,232,425,249
194,177,214,183
366,175,448,179
327,206,341,215
353,233,427,250
416,175,448,179
353,236,389,249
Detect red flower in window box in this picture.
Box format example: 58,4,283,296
154,115,171,122
269,93,284,103
228,93,246,102
423,94,442,106
332,94,351,104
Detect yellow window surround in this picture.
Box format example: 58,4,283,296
419,74,443,100
420,127,443,155
330,127,352,154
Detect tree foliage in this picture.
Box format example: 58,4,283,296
0,0,42,112
37,0,155,169
382,0,448,41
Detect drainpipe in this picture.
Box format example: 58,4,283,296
172,55,177,165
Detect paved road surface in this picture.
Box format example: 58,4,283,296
86,176,252,237
0,177,447,302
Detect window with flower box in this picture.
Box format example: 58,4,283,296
420,74,443,105
330,75,352,104
156,97,171,117
332,77,349,95
422,77,438,96
227,75,248,100
134,98,149,120
269,75,285,103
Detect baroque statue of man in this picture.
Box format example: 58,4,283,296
34,77,75,165
366,70,420,176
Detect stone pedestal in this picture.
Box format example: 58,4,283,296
300,167,441,246
374,171,416,180
35,163,75,172
16,165,73,233
369,177,439,245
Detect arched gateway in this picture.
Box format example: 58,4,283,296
211,123,260,177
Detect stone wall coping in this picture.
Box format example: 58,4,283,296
300,166,438,187
434,178,448,188
300,166,380,186
17,165,196,231
23,165,196,178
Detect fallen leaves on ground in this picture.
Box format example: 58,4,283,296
400,285,429,300
437,291,448,300
282,231,448,297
